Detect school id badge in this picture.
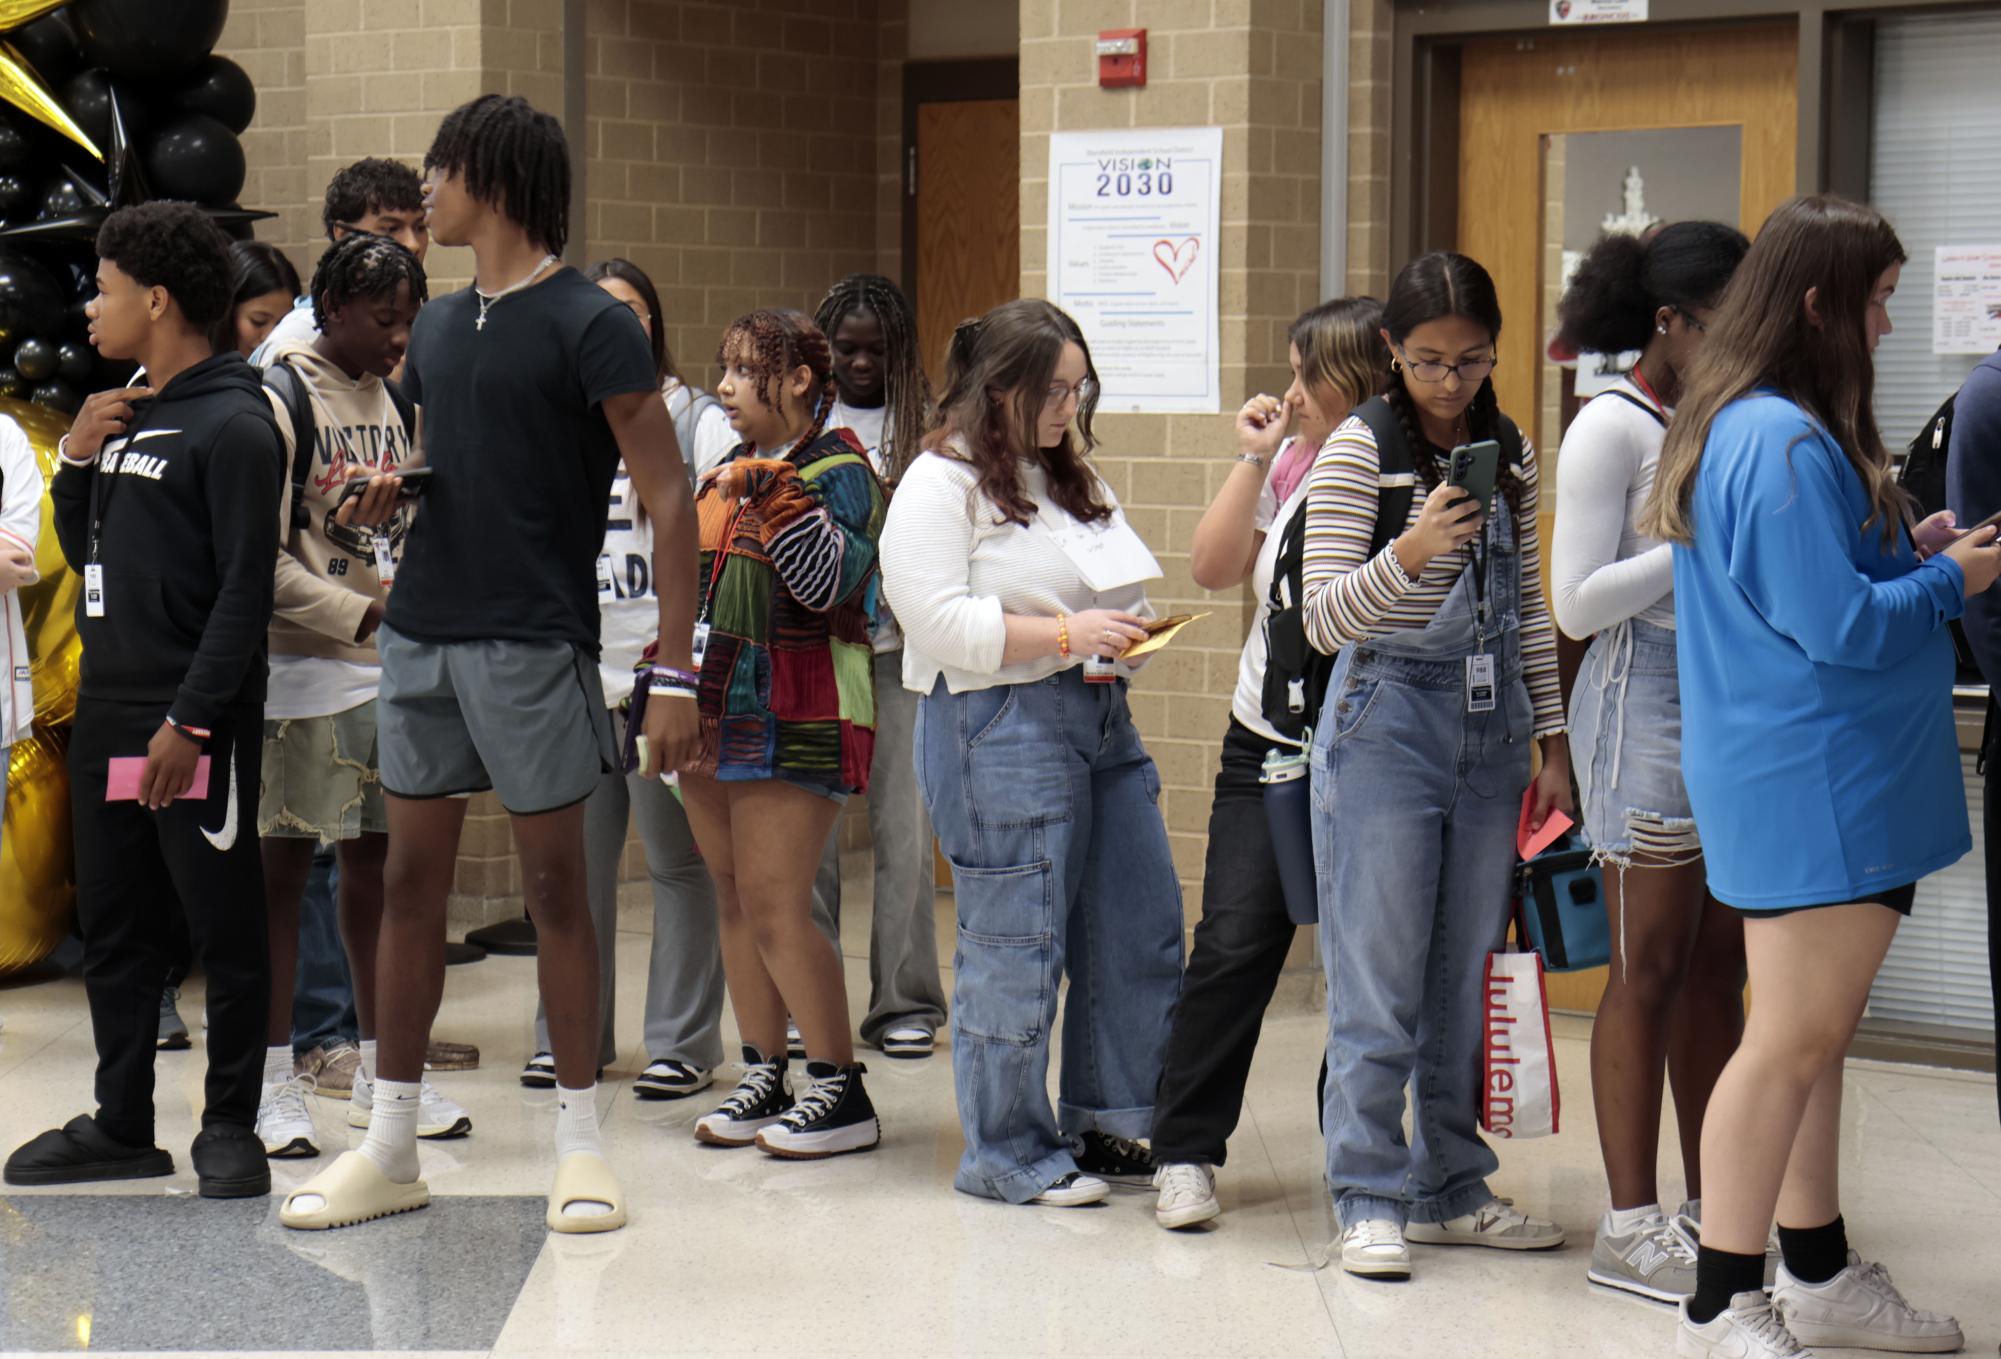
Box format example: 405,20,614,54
1465,652,1497,714
84,563,105,617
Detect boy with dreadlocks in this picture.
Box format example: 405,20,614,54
250,232,476,1163
281,95,701,1234
807,274,947,1060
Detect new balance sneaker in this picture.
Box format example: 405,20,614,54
1031,1172,1109,1207
878,1026,935,1059
1405,1197,1566,1250
634,1058,713,1101
1772,1253,1962,1354
520,1051,557,1089
1678,1291,1814,1357
257,1073,320,1158
349,1069,472,1139
755,1062,880,1159
1340,1218,1413,1279
1678,1201,1781,1291
296,1041,361,1099
785,1019,806,1061
1072,1131,1155,1187
1153,1161,1219,1230
157,988,191,1051
1588,1209,1699,1303
694,1046,792,1147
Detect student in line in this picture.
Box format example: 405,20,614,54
1549,220,1754,1302
1149,297,1386,1230
519,256,727,1103
1301,252,1572,1279
0,410,39,879
280,94,701,1235
255,159,430,362
808,273,947,1061
7,202,281,1198
228,242,303,358
681,308,886,1159
881,299,1184,1207
1644,194,1978,1359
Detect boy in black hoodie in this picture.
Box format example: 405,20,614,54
5,202,282,1198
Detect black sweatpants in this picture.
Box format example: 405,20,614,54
69,697,268,1145
1150,718,1302,1166
1986,706,2001,1127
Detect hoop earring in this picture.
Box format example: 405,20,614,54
1389,357,1402,374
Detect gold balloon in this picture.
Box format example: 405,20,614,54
0,2,72,28
2,397,79,727
0,40,101,161
0,722,72,973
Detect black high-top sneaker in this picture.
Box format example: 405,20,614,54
1073,1131,1156,1186
754,1061,880,1159
694,1045,792,1147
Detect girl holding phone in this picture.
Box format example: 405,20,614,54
1300,252,1571,1279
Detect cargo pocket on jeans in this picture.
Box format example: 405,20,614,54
951,857,1056,1046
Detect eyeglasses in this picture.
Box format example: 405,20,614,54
1672,307,1709,335
1396,349,1497,385
1044,378,1098,410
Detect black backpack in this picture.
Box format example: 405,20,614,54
1898,390,1959,521
264,359,416,534
1259,396,1523,740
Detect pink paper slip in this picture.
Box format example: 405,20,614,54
106,756,211,802
1516,789,1573,862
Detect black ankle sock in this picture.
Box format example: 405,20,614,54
1777,1214,1848,1285
1688,1246,1766,1325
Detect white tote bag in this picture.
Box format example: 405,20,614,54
1479,947,1561,1139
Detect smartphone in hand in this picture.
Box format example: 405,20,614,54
335,466,432,507
1447,439,1502,513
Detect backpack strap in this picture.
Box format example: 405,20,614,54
1597,387,1667,429
262,360,316,534
1351,395,1416,561
385,377,416,445
671,388,722,490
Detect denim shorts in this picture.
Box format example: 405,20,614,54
1568,619,1699,864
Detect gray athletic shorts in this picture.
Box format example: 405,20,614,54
376,623,617,815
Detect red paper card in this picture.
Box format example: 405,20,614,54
106,755,211,802
1517,788,1573,862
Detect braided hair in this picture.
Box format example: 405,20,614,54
716,308,836,456
310,231,429,332
1380,251,1523,514
424,95,570,256
813,273,932,484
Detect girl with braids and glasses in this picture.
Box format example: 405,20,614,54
880,299,1184,1208
1643,195,1982,1359
1300,252,1571,1279
806,273,948,1060
683,308,889,1159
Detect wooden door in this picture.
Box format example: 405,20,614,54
914,98,1020,388
1456,24,1797,1015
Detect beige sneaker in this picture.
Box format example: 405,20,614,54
296,1041,362,1100
424,1039,480,1072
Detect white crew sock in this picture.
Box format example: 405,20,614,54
357,1077,422,1183
554,1084,612,1220
1608,1202,1662,1235
263,1045,293,1087
359,1039,378,1081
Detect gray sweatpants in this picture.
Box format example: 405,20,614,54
811,650,948,1048
534,710,725,1069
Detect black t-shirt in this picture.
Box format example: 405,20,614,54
388,268,657,654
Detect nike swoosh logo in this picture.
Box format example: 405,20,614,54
201,754,239,852
130,429,182,442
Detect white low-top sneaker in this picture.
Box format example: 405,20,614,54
1678,1291,1815,1357
1030,1172,1109,1207
257,1074,319,1158
1772,1253,1963,1354
1152,1162,1219,1230
1340,1218,1412,1279
348,1070,472,1139
1405,1197,1566,1250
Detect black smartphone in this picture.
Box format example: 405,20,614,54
1952,508,2001,542
335,466,431,507
1447,439,1502,513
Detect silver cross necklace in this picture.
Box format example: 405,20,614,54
474,254,558,331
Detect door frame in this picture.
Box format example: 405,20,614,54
899,57,1020,304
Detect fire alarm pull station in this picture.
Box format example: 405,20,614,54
1097,28,1146,88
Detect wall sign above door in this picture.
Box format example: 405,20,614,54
1550,0,1648,25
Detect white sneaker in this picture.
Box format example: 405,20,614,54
348,1069,473,1139
1340,1218,1412,1278
1030,1172,1109,1207
1152,1162,1219,1230
257,1074,320,1158
1405,1197,1566,1250
1678,1291,1815,1357
1772,1253,1962,1353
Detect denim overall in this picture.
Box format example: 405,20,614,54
1309,505,1534,1229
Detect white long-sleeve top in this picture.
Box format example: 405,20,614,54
1549,378,1676,638
1,415,43,745
880,448,1152,695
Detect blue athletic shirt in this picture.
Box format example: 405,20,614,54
1674,392,1970,910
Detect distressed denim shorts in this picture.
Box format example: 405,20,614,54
258,699,387,843
1568,619,1699,865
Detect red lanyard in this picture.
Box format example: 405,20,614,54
1628,368,1668,419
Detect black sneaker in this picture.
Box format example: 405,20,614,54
694,1045,791,1147
1073,1131,1155,1187
5,1114,174,1186
754,1061,880,1159
635,1058,714,1100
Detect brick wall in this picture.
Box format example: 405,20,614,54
1345,0,1394,297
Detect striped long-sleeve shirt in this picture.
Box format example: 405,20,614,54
1299,414,1565,736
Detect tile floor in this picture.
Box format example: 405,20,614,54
0,869,1995,1358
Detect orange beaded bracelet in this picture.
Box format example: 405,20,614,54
1056,613,1071,658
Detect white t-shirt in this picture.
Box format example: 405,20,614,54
1230,437,1306,748
596,461,658,707
666,379,738,480
265,656,380,721
829,400,899,654
1549,377,1676,638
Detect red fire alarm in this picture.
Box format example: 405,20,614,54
1097,28,1146,88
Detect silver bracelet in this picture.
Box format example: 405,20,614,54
1234,452,1265,467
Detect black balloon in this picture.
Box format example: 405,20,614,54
13,336,56,382
175,56,256,136
0,120,26,173
57,341,91,384
0,175,31,221
0,367,25,400
31,379,80,415
38,178,89,219
60,70,154,154
144,114,245,206
74,0,230,79
0,245,63,347
12,13,84,89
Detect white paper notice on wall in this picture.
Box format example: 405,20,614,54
1047,126,1222,414
1550,0,1648,23
1934,246,2001,356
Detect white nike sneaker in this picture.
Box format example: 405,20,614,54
1340,1218,1412,1279
349,1069,472,1139
257,1073,320,1158
1678,1291,1815,1357
1772,1253,1962,1354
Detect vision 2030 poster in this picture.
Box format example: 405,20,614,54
1046,126,1223,415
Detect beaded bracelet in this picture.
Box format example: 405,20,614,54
1056,613,1071,659
649,666,700,689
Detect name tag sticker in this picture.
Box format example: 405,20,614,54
1041,510,1162,592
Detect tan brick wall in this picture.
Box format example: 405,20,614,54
220,0,312,278
1345,0,1394,297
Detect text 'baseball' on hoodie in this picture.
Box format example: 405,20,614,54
52,352,283,729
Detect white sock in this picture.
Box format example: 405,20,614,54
357,1077,422,1183
1608,1202,1662,1234
263,1045,293,1087
359,1039,378,1082
554,1084,612,1220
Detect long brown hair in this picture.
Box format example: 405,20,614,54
1642,195,1908,547
927,298,1112,526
